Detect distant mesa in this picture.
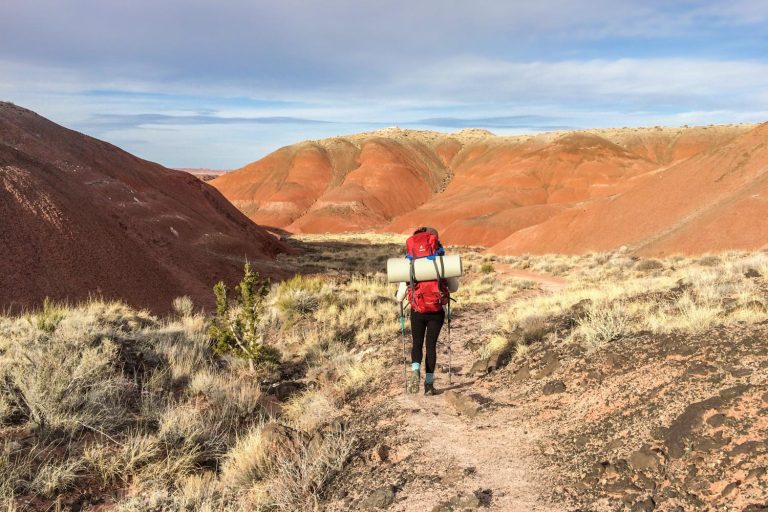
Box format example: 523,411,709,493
0,102,287,314
175,168,231,182
211,122,768,255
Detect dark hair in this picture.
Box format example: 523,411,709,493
413,226,439,237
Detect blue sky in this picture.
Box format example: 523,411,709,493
2,0,767,168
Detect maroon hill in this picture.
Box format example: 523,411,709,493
0,102,287,314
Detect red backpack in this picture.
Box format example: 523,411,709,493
405,230,449,313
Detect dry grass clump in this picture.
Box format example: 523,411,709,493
1,255,399,509
495,251,768,354
457,273,536,307
0,298,273,507
571,300,634,352
0,286,372,510
265,428,355,510
283,389,338,432
220,424,273,487
273,275,331,321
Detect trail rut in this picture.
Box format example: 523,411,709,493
382,270,565,511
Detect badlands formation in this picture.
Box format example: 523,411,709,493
212,123,768,255
0,103,287,313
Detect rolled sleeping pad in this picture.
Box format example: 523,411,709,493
386,255,463,283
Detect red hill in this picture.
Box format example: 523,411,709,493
0,102,287,313
212,124,761,254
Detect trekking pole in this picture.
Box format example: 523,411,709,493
447,300,452,385
400,301,407,394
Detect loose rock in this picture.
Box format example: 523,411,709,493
362,485,396,509
543,380,566,395
443,391,481,418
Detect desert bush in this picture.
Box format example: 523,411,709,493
267,429,355,511
30,458,85,497
84,433,161,486
572,300,633,351
27,297,65,333
172,296,194,317
635,259,664,271
480,262,495,274
697,255,721,267
645,291,722,333
0,449,33,500
274,275,329,321
479,334,510,360
283,389,337,432
336,353,383,397
220,424,273,487
175,472,229,511
209,262,279,366
3,333,135,434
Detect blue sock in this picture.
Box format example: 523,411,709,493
411,362,420,372
425,373,434,384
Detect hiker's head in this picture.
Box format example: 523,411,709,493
414,226,439,238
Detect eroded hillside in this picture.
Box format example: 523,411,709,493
211,124,763,254
0,103,287,313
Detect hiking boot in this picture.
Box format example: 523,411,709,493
424,382,436,396
408,370,420,394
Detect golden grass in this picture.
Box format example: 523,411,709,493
220,425,271,487
5,233,768,509
494,249,768,352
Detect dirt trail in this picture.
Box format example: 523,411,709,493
384,270,566,511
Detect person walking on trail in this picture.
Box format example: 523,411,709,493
395,227,459,395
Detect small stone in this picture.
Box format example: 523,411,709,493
630,497,656,512
706,413,726,427
573,435,590,448
362,486,396,509
730,367,753,378
731,441,760,456
271,381,303,401
443,391,480,418
510,366,530,383
747,467,766,482
452,494,481,508
744,268,761,278
542,380,566,395
486,351,506,372
371,444,390,464
470,358,489,374
431,492,482,512
720,481,741,497
256,394,283,417
720,385,749,400
537,351,560,377
441,466,465,485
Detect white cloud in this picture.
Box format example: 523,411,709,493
391,57,768,109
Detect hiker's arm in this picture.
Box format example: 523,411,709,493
446,276,459,292
395,282,407,301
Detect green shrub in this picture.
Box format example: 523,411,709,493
480,262,495,274
208,262,280,366
28,297,65,333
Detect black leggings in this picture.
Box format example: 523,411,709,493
411,309,445,374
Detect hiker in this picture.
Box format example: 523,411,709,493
395,227,459,395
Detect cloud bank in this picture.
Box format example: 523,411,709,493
1,0,766,167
